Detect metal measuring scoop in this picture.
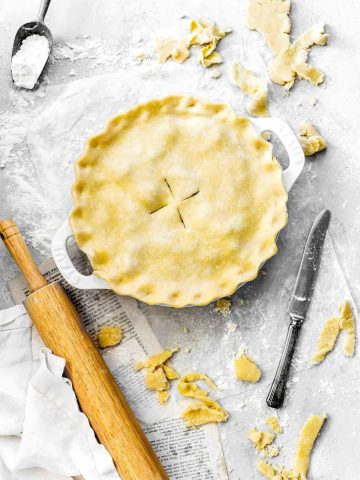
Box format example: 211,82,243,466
11,0,53,87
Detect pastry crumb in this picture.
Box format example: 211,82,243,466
97,325,123,348
311,300,356,363
229,63,268,117
227,321,238,333
178,372,228,426
210,68,221,79
135,349,179,403
266,416,282,434
299,123,327,156
248,428,275,451
234,352,261,382
215,298,232,316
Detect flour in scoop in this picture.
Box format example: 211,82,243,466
11,35,50,89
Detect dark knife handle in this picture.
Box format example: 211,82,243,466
266,319,301,409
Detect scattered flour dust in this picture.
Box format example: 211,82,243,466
11,35,50,89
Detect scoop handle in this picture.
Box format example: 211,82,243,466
0,219,48,292
38,0,52,22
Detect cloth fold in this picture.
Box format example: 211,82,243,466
0,305,119,480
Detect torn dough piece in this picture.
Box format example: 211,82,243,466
234,352,262,382
247,0,291,55
257,460,305,480
311,316,341,364
266,416,282,434
135,349,179,403
293,414,326,476
178,372,228,426
229,63,268,117
248,428,276,451
339,300,356,356
269,24,328,90
292,63,324,85
97,325,123,348
155,37,190,63
311,300,356,363
299,123,327,156
257,414,326,480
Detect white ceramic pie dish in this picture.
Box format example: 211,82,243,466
51,117,305,300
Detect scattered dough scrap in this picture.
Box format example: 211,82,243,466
311,300,356,363
155,37,190,63
234,353,262,382
257,414,326,480
292,63,324,85
247,0,291,55
257,460,305,480
229,63,268,117
248,428,276,451
266,416,282,434
215,298,232,316
339,300,356,357
261,445,279,459
135,349,179,403
311,316,341,364
269,24,328,90
210,68,221,79
156,19,230,68
97,325,123,348
293,414,326,476
178,372,228,426
299,123,327,156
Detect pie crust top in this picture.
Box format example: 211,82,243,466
70,96,288,307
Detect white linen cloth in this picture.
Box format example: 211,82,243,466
0,304,120,480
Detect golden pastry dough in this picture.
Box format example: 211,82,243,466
247,0,291,55
71,96,288,307
339,300,356,357
266,416,282,434
229,63,268,117
248,428,275,451
293,414,326,476
311,300,356,363
257,415,326,479
178,372,228,426
135,349,178,403
156,19,229,68
97,325,123,348
269,25,328,90
311,316,341,364
155,38,189,63
292,63,324,86
234,353,261,382
299,123,327,156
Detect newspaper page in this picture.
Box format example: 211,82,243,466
8,248,229,480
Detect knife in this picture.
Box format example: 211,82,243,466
266,209,331,409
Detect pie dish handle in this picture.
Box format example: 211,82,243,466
51,218,109,290
251,118,305,192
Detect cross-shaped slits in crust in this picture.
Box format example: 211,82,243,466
149,178,199,229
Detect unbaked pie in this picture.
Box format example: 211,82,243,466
70,96,288,307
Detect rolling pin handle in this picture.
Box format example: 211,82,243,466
0,218,48,293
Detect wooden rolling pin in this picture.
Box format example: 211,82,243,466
0,219,169,480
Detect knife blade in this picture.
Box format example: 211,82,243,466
266,209,330,409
